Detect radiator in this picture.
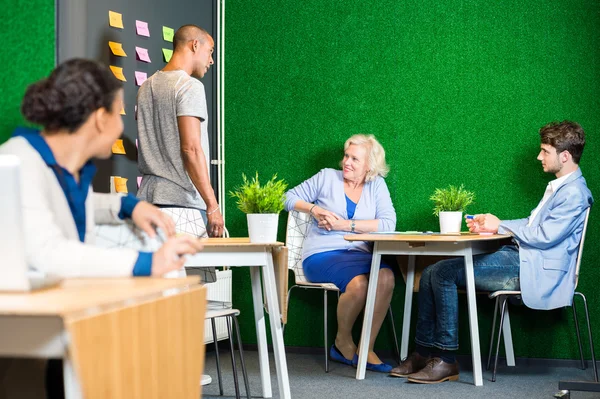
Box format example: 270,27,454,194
204,269,233,343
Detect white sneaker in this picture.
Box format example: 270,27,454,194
200,374,212,386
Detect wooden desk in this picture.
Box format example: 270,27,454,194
345,233,511,386
0,277,206,399
185,238,291,399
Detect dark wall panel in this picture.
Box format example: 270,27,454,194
57,0,217,194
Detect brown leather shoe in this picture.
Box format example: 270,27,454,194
406,357,459,384
389,351,430,378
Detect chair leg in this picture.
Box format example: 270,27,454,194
226,316,241,399
492,296,508,382
387,306,401,364
232,315,251,399
487,296,499,371
211,318,224,396
324,289,329,373
575,292,598,382
572,301,586,370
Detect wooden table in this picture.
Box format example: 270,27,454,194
0,277,206,399
185,238,291,399
345,233,511,386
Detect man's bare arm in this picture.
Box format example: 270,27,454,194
178,115,224,236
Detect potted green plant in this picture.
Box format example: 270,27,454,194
430,184,475,233
229,172,288,243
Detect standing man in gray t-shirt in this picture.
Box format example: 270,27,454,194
137,24,224,238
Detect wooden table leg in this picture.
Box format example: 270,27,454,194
263,251,291,399
464,245,483,386
400,255,416,360
250,266,273,398
356,243,382,380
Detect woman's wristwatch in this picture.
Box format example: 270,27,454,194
350,220,356,233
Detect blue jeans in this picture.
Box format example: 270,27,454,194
414,245,520,351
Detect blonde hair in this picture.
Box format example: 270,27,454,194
343,134,389,182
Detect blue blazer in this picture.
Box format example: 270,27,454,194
499,168,593,310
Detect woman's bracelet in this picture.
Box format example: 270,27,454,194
207,206,220,215
309,204,317,216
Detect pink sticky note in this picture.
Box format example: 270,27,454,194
137,176,142,188
135,139,138,149
135,46,151,63
136,20,150,37
134,71,147,86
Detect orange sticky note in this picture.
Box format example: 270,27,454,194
111,139,126,155
113,176,128,193
108,41,127,57
108,11,124,29
109,65,126,82
120,107,126,115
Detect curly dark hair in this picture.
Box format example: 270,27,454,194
21,58,122,133
539,121,585,164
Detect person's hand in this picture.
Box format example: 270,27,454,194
151,235,205,276
312,206,341,231
467,213,500,233
332,218,353,232
207,207,224,237
131,201,176,238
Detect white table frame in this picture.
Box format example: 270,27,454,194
352,236,515,386
185,243,291,399
0,316,82,397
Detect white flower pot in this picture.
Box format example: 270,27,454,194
439,211,463,234
247,213,279,243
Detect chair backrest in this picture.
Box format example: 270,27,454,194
574,207,591,288
285,210,311,284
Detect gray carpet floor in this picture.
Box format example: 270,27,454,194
201,350,600,399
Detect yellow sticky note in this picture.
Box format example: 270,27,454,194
109,65,126,82
162,48,173,62
111,139,126,155
112,176,129,194
120,107,126,115
162,26,174,42
109,11,124,29
108,41,127,57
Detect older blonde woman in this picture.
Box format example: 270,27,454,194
284,134,397,372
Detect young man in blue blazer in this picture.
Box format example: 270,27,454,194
390,121,593,384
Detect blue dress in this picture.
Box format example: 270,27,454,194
302,195,393,293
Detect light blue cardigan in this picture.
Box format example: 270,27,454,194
498,168,593,310
284,168,397,261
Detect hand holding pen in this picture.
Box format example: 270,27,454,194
466,214,500,234
151,228,205,276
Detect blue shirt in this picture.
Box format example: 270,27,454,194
14,127,152,276
345,195,357,219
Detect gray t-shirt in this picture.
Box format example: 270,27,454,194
136,70,210,210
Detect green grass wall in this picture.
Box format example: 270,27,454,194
2,0,599,362
0,0,55,143
224,0,600,360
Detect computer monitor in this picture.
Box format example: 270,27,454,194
0,154,31,291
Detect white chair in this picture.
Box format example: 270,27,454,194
284,210,400,372
205,302,251,399
487,208,597,382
